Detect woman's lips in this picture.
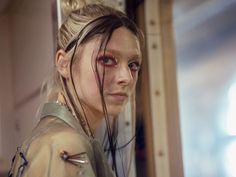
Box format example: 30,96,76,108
108,92,128,102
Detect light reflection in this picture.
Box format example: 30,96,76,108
225,141,236,177
226,83,236,136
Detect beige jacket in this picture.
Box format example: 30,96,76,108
8,103,115,177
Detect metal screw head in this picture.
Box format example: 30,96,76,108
158,150,164,157
152,43,158,49
125,121,130,126
155,90,160,96
150,20,156,26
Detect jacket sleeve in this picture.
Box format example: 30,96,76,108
9,130,96,177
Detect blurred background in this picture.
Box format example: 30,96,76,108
0,0,236,177
174,0,236,177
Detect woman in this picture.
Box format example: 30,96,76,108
8,3,143,177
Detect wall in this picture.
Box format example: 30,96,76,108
10,0,54,145
0,0,55,168
0,14,14,167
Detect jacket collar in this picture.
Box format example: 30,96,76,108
40,102,88,137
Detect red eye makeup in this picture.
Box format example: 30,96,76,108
97,54,117,67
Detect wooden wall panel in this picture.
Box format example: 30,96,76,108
144,0,184,176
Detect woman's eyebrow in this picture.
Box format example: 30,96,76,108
100,48,142,60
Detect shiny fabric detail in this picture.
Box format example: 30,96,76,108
60,150,89,165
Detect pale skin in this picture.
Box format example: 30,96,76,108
55,27,142,132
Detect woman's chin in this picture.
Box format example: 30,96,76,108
106,105,125,117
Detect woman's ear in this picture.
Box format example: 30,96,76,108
55,49,70,79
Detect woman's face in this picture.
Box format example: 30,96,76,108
72,27,142,118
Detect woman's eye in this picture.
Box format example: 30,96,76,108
97,56,117,67
128,62,141,72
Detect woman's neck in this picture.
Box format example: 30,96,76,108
56,92,103,134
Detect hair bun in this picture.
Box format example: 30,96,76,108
61,0,104,18
61,0,85,17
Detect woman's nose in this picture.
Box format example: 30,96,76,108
116,65,133,85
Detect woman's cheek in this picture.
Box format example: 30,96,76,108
103,72,114,87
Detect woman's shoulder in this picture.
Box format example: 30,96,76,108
9,116,97,177
24,116,93,156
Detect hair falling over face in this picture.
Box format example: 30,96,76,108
51,4,143,177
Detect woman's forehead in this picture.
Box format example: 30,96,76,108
78,27,141,58
105,28,141,56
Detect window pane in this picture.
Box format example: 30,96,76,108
174,1,236,177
